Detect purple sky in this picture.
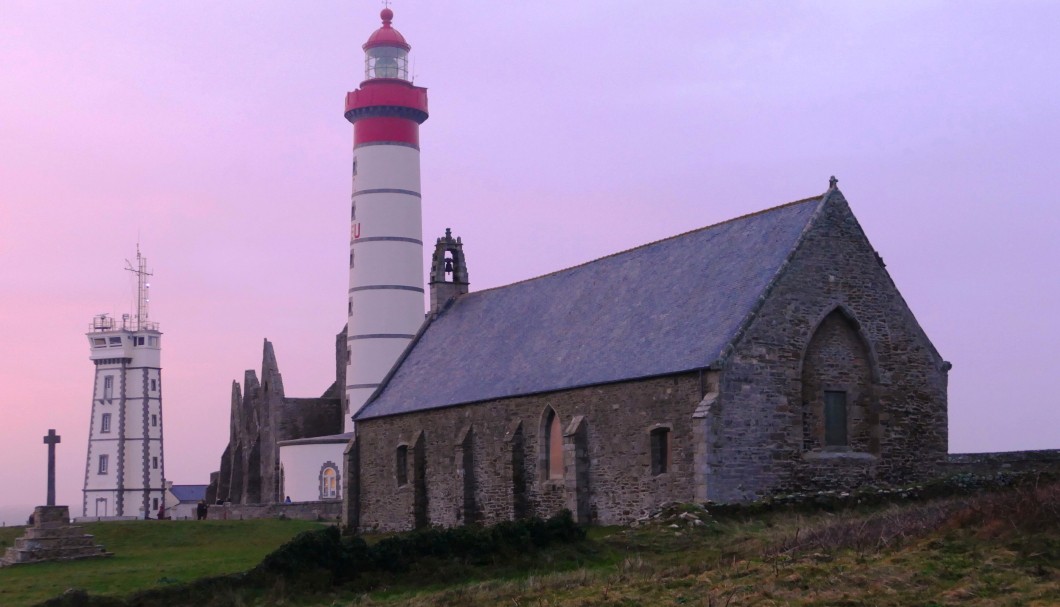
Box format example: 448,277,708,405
1,1,1058,519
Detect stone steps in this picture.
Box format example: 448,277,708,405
0,505,112,568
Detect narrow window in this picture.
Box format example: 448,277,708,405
544,409,564,480
150,378,157,391
151,414,158,427
98,454,109,474
152,497,159,511
101,413,111,433
103,376,114,400
395,445,409,486
349,251,355,268
136,336,145,346
824,391,848,446
321,467,338,499
348,298,353,315
650,427,670,475
152,456,159,470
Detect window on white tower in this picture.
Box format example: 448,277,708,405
101,413,111,433
103,376,114,400
98,454,108,474
153,457,158,470
151,414,157,427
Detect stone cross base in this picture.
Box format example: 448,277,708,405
0,506,112,567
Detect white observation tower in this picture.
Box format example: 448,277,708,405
82,246,165,519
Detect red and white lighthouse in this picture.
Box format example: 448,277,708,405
344,8,429,428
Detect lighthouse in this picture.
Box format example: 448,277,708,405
82,247,165,519
343,8,429,428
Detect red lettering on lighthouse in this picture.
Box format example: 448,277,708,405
352,223,361,239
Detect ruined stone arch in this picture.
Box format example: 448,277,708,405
799,305,880,454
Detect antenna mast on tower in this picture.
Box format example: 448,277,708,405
125,245,153,331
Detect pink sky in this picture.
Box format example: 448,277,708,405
1,2,1058,520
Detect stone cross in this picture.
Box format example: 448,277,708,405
43,429,61,507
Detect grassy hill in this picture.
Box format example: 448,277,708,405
2,478,1057,606
0,518,324,606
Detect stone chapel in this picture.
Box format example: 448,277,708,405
340,184,951,531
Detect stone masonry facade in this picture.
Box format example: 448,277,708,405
350,374,705,532
346,191,951,530
706,193,949,502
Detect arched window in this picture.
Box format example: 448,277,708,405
543,408,564,480
319,462,339,500
801,308,877,453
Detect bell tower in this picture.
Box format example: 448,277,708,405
429,228,469,315
343,8,429,428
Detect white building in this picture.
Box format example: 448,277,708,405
81,247,166,519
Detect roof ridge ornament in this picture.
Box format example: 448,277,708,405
829,175,838,190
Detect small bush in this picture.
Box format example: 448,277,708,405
246,510,584,587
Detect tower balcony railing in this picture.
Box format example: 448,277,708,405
89,315,159,332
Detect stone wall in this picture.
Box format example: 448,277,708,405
943,450,1060,475
353,374,704,532
209,327,346,506
707,191,949,502
206,500,342,522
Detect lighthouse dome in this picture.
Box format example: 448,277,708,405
363,8,411,52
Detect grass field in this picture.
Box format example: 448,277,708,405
0,518,325,606
0,480,1057,606
295,487,1059,607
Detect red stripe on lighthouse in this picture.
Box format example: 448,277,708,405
354,117,420,146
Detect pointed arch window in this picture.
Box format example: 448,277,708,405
542,408,564,480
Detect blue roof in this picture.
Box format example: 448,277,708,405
357,194,826,420
169,485,208,503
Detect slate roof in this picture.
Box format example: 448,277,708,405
356,193,827,420
169,484,208,503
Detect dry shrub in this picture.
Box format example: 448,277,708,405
769,478,1060,559
768,501,966,557
944,478,1060,537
